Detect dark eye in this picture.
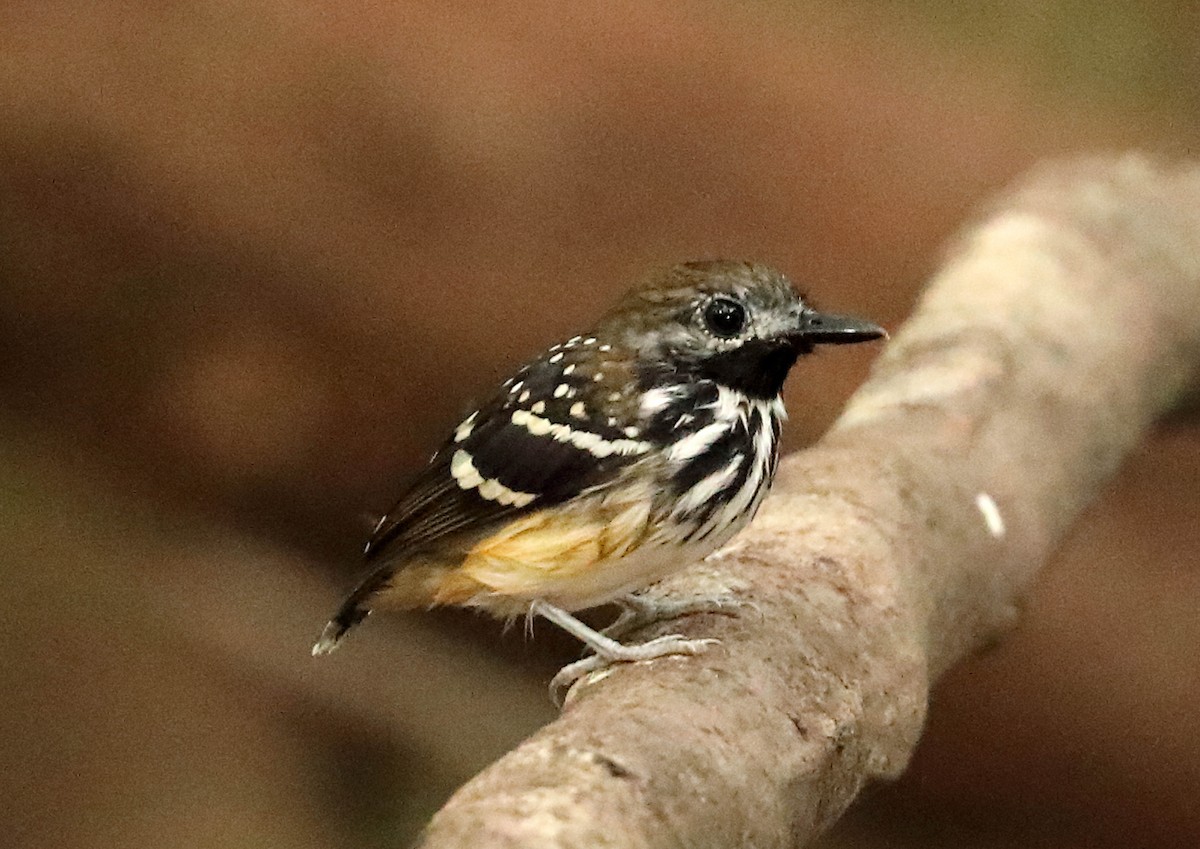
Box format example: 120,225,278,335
702,296,747,338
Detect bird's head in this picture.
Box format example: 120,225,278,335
597,260,885,399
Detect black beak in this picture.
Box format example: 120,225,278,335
793,309,887,345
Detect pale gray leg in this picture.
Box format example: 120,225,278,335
532,599,716,662
602,591,746,639
531,599,719,704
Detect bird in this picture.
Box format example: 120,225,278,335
312,260,884,686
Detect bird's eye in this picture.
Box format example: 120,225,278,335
702,297,748,338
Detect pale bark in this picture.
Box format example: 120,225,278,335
418,155,1200,848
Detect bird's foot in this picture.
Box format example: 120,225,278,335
530,599,727,706
549,634,719,706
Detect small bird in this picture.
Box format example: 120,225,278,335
313,261,884,683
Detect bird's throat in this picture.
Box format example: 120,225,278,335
696,340,801,399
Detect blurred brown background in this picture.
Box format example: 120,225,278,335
1,2,1197,847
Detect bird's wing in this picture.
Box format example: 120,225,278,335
361,409,620,558
314,356,648,654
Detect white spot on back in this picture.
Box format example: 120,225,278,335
454,411,478,443
570,401,587,419
512,408,552,435
451,449,483,489
510,409,650,458
531,400,546,414
570,429,604,454
451,449,538,507
562,363,576,376
518,390,531,403
549,352,564,363
554,384,570,398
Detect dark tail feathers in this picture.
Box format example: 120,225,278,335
311,569,391,656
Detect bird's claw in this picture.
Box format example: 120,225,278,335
549,634,721,706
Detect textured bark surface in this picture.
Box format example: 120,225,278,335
419,156,1200,848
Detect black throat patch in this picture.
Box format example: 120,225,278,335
694,340,803,399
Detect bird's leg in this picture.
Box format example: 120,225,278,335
531,599,719,704
602,590,745,639
532,599,715,661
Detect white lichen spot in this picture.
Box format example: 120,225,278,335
554,384,570,398
584,666,616,687
549,352,564,364
570,401,587,419
583,337,597,345
518,390,531,403
593,372,604,382
623,426,639,438
975,492,1005,539
599,344,612,352
532,400,546,414
509,380,524,395
562,363,576,376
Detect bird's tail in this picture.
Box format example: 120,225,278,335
311,562,459,656
311,607,368,656
311,568,393,656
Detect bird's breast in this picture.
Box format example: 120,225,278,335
660,387,784,545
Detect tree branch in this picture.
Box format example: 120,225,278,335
418,155,1200,849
